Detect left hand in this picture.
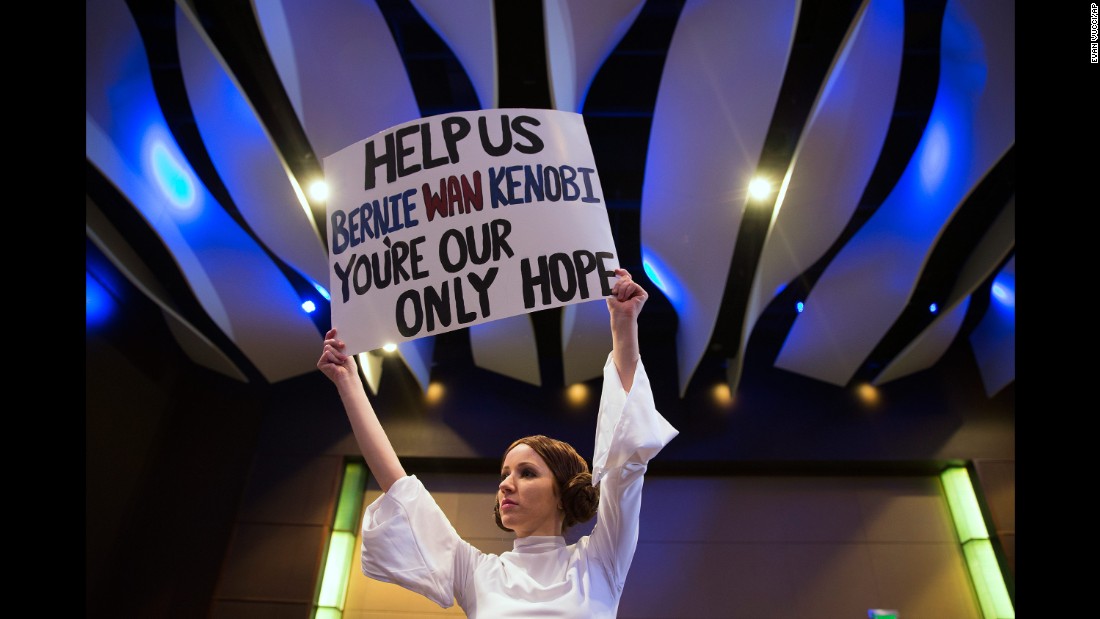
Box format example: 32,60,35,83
607,268,647,321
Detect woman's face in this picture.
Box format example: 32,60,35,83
498,444,563,538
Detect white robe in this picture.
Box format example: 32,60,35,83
360,354,678,618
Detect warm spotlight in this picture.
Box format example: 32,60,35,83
711,382,733,408
748,177,773,201
565,383,590,407
426,382,445,405
309,180,329,202
382,343,397,353
855,382,880,407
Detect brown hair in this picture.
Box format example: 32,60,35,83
493,434,599,535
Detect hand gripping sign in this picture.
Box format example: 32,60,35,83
323,108,621,356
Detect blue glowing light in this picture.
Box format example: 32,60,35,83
907,0,984,206
796,301,804,313
642,261,663,289
151,141,197,210
929,303,938,314
86,271,116,329
642,253,682,305
991,273,1015,308
918,121,950,195
312,280,331,301
302,300,317,314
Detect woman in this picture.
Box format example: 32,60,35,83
317,268,678,617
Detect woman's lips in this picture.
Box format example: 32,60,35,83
501,499,517,509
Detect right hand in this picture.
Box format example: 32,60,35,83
317,328,358,385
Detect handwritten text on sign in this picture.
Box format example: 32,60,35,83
323,109,620,356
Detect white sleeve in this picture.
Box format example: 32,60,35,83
587,354,678,592
360,475,465,608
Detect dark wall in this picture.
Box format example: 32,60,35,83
86,296,267,619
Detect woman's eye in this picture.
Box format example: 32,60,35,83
521,470,535,478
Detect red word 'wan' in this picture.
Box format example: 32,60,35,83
422,172,483,222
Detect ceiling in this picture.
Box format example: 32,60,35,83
86,0,1014,464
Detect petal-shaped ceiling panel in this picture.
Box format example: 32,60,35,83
640,0,799,395
357,351,384,395
543,0,645,113
86,0,322,384
470,315,542,387
162,312,252,383
545,0,643,384
737,0,904,387
873,297,970,387
874,194,1014,386
969,255,1014,398
252,0,434,384
545,1,643,377
561,300,613,386
397,335,436,392
252,0,421,158
383,2,643,387
410,0,497,109
175,5,329,288
87,195,249,383
86,1,229,331
774,0,1014,386
85,116,228,333
946,195,1014,309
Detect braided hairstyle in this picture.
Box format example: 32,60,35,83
494,434,599,535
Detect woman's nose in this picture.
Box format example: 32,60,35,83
499,474,513,491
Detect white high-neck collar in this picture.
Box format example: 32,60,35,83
512,535,566,553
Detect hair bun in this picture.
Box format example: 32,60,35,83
561,472,598,529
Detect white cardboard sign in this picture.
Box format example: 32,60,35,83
323,108,620,356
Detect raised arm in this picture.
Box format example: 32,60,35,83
590,269,676,594
607,268,648,391
317,328,407,492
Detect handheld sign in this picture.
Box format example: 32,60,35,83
323,108,620,356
